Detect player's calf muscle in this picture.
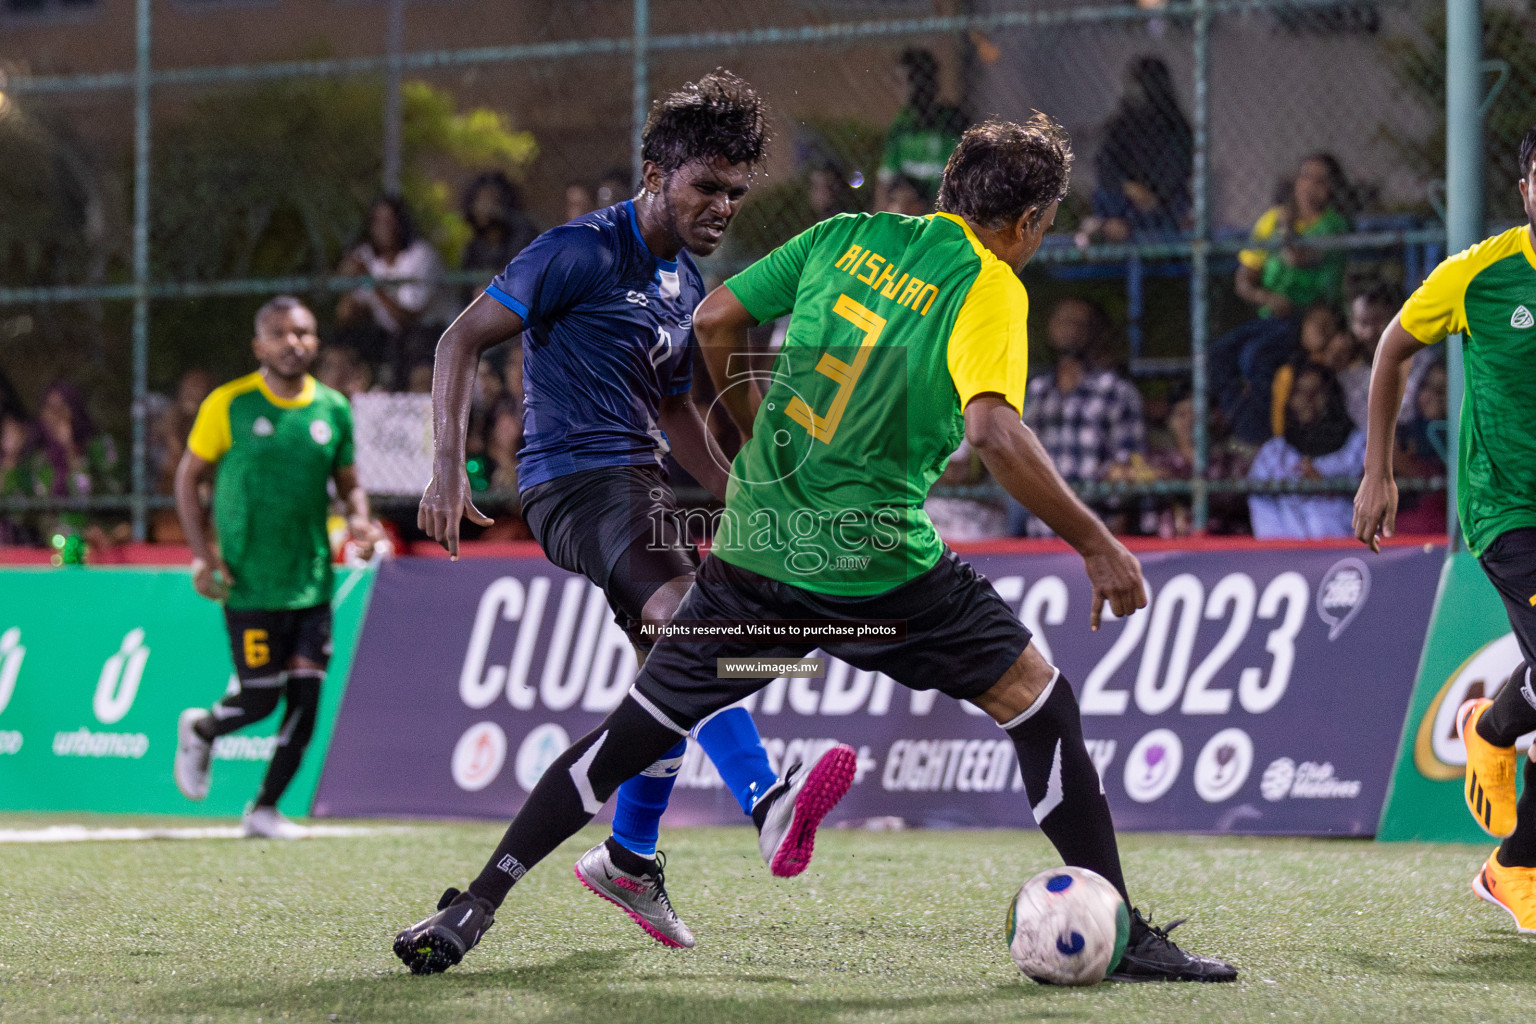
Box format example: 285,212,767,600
971,644,1055,723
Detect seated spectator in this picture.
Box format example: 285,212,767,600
1266,303,1349,437
1341,281,1400,429
460,172,539,305
0,408,35,546
483,396,523,493
1130,382,1251,538
314,345,371,400
1013,297,1144,537
1076,56,1192,246
1212,153,1351,443
28,380,126,548
335,195,445,390
1247,364,1365,539
1392,358,1448,535
882,173,931,216
878,48,968,211
149,367,215,543
926,439,1008,541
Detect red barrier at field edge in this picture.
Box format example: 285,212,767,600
313,542,1445,835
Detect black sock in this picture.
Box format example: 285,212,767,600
199,684,282,739
253,674,321,808
604,836,655,875
1499,753,1536,868
1002,671,1129,903
1477,664,1536,747
467,696,684,907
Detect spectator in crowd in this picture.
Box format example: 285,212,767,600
1126,382,1251,538
1212,153,1352,443
1391,357,1448,535
925,439,1008,541
1075,56,1192,246
149,367,215,543
564,180,597,222
1337,281,1400,429
28,380,126,547
882,173,931,216
460,172,540,304
405,360,435,395
877,48,968,211
807,160,862,221
335,195,445,390
1266,302,1349,438
595,168,632,209
314,345,371,400
0,406,35,546
1247,364,1364,539
1013,297,1145,536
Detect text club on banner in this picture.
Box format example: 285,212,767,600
0,566,375,816
315,546,1441,834
1377,552,1521,842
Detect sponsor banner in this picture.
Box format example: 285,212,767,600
316,546,1440,834
1377,553,1518,841
0,566,374,816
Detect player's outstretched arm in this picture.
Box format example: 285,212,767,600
1353,315,1428,553
173,449,232,601
964,394,1146,630
420,293,524,558
694,285,763,442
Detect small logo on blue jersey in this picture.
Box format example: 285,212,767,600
625,290,649,307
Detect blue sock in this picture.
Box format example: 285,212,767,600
695,707,778,816
610,738,687,858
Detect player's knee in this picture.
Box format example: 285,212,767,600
639,574,694,634
971,644,1059,725
224,686,282,722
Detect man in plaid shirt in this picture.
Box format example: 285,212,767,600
1014,297,1145,537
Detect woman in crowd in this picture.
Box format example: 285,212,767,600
1247,364,1364,539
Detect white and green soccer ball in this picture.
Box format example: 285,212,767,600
1005,866,1130,986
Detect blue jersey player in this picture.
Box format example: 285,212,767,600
416,72,855,953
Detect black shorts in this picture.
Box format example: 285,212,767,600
1480,528,1536,667
632,549,1032,730
521,464,700,637
223,604,333,684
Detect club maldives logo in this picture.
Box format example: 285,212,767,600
515,723,571,792
1193,728,1254,803
451,721,508,793
1123,729,1182,803
1260,757,1361,801
1316,558,1370,641
1414,631,1525,780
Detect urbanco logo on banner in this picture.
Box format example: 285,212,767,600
1193,728,1254,803
451,722,508,792
53,629,152,760
1316,558,1370,641
515,724,570,792
1414,631,1525,780
0,627,25,716
1123,729,1183,803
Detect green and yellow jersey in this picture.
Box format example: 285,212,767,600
1237,205,1349,315
186,372,354,611
717,211,1028,596
1398,225,1536,556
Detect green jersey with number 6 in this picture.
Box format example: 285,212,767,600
187,372,354,611
718,211,1030,596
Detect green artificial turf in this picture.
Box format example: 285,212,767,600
0,816,1530,1023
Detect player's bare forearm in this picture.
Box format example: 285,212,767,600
659,394,730,501
694,285,762,441
431,294,524,471
173,449,215,565
965,395,1145,628
1353,316,1428,552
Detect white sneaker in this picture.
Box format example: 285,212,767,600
174,709,212,801
241,806,309,839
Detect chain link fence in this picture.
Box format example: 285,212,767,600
0,0,1509,552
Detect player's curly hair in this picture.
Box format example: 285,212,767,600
1520,124,1536,181
641,70,770,174
935,114,1072,231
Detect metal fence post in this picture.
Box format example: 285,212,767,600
384,0,406,196
130,0,152,543
1444,0,1482,554
1190,0,1212,532
632,0,649,187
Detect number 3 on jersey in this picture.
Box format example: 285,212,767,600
785,294,885,446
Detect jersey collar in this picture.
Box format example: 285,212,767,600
256,372,316,409
932,212,995,263
625,199,679,271
1523,224,1536,273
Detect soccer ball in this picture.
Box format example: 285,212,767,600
1005,866,1129,986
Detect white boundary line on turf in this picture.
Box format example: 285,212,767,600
0,824,408,843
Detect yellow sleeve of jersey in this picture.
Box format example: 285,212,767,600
947,260,1030,415
186,388,234,463
1399,246,1481,345
1237,207,1281,272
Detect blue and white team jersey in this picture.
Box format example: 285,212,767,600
485,200,704,491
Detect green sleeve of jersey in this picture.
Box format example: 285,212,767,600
725,221,824,324
335,400,356,469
